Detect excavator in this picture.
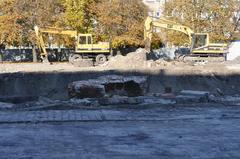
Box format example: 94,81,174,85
34,26,111,64
144,16,228,61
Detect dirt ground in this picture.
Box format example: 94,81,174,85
0,61,239,76
1,52,240,159
0,105,240,159
1,47,240,75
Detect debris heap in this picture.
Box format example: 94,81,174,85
68,75,148,99
103,48,148,68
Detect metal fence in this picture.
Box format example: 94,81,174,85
0,48,72,62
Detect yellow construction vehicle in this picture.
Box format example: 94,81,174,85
34,26,111,64
144,16,228,60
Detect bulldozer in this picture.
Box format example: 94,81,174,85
34,26,111,64
144,16,228,61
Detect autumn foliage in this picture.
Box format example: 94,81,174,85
0,0,239,49
93,0,147,48
163,0,240,45
0,0,147,49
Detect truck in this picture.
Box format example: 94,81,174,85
34,26,111,64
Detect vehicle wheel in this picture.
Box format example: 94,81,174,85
48,51,57,62
96,54,107,65
69,54,82,64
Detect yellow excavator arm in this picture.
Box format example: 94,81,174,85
34,26,77,61
144,16,194,51
144,16,228,58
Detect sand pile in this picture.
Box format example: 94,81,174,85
102,48,148,69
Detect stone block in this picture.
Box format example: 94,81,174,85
180,90,209,97
177,90,210,104
176,94,209,104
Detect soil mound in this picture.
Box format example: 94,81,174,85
103,48,148,69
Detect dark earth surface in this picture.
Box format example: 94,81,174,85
0,104,240,159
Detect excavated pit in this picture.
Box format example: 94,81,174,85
1,70,240,104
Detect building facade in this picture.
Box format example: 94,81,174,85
142,0,166,17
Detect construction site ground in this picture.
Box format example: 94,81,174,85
0,104,240,159
0,59,240,98
1,56,240,158
0,61,240,74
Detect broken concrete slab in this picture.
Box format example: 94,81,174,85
68,75,148,99
0,102,15,109
99,75,148,97
68,81,106,99
176,95,202,104
176,90,210,104
176,93,209,104
161,93,176,99
209,95,240,105
179,90,210,97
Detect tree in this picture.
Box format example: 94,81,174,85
0,0,23,46
93,0,147,48
61,0,96,32
0,0,148,49
163,0,240,45
0,0,63,46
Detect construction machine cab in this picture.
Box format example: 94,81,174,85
76,34,93,51
191,33,209,50
78,34,93,45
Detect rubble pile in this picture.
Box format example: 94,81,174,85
226,56,240,65
151,48,176,60
101,48,179,69
68,75,213,107
2,88,240,110
68,75,148,99
103,48,148,68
